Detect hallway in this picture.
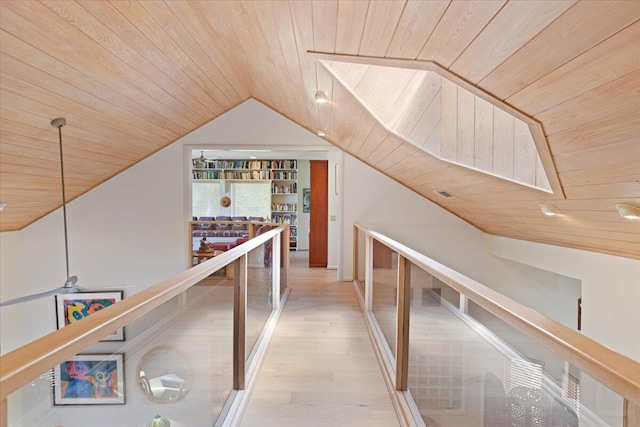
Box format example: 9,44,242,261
240,251,400,426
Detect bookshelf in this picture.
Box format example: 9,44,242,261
192,158,298,250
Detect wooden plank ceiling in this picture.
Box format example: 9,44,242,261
0,1,638,259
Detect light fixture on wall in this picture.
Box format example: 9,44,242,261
539,203,561,216
316,129,327,137
314,91,328,104
0,202,6,211
615,203,640,220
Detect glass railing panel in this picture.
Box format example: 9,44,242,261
8,273,234,427
280,231,288,300
467,300,621,426
408,266,481,425
371,239,398,358
246,242,274,362
356,227,366,294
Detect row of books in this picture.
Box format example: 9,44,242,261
272,203,297,212
271,183,297,194
192,159,298,170
272,214,297,225
192,170,297,180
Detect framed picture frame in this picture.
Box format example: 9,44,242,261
56,291,124,341
303,188,311,213
53,353,125,406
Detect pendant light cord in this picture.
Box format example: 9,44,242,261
54,119,71,285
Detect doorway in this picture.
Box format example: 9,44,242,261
309,160,328,268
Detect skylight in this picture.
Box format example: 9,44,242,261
323,61,554,193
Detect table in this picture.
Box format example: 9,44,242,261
193,249,225,264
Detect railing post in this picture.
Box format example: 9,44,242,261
353,225,359,281
233,254,247,390
272,232,281,310
365,234,374,311
625,399,639,427
396,255,411,391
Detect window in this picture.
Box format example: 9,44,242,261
232,182,271,219
192,182,220,217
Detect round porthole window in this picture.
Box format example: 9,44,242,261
136,347,191,404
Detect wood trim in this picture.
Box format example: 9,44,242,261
310,51,565,198
353,225,359,280
354,223,640,406
395,256,411,391
233,254,247,390
0,225,287,400
625,399,639,427
1,398,6,427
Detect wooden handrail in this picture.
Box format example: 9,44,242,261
354,223,640,406
0,226,286,400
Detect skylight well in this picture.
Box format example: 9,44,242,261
323,61,554,193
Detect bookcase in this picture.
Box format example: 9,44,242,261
192,158,298,250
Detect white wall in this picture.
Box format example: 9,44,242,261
341,153,487,282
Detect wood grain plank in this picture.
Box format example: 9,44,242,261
107,0,233,111
355,123,389,160
0,71,168,147
366,133,404,166
513,119,536,185
346,109,378,154
0,34,186,139
49,0,219,120
0,131,130,168
451,0,574,83
386,0,450,59
474,96,493,171
393,71,440,137
290,1,320,129
0,83,160,153
417,0,506,67
509,21,640,115
335,0,369,55
408,85,441,149
492,108,515,180
140,1,248,104
481,0,640,100
358,0,406,57
537,70,640,136
312,0,338,53
456,86,475,165
164,1,252,100
440,77,457,160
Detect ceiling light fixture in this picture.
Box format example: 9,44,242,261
615,203,640,220
539,203,561,216
0,202,6,211
316,129,326,137
314,91,328,104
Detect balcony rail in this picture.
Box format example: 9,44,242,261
0,225,289,426
353,223,639,426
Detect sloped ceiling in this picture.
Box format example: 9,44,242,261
0,1,638,259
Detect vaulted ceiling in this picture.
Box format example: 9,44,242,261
0,1,638,259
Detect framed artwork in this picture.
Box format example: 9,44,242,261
53,354,125,405
56,291,124,341
303,188,311,213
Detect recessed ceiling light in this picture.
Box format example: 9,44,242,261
316,129,326,137
539,203,561,216
314,91,329,104
615,203,640,220
0,202,6,211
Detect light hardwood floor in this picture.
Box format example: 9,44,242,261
240,251,400,426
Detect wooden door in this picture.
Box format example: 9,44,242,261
309,160,328,268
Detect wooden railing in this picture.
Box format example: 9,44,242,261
354,223,640,417
0,225,287,401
